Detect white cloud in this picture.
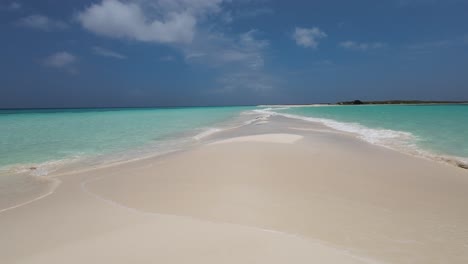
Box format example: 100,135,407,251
92,46,126,59
17,15,68,31
8,2,21,10
293,27,327,48
240,29,269,50
76,0,265,69
76,0,274,93
180,28,272,93
184,29,268,70
339,41,386,51
43,52,76,68
76,0,224,44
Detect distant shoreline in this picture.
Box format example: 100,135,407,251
335,100,468,105
2,101,468,110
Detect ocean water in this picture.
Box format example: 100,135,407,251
3,104,467,210
1,104,467,176
0,107,254,175
259,104,468,166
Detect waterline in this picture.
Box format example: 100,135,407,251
258,105,468,169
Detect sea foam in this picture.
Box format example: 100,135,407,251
256,107,468,169
194,128,222,140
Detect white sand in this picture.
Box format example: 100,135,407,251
1,116,467,264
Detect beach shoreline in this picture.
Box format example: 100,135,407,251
1,115,468,263
256,106,468,170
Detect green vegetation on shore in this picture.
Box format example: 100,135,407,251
336,100,468,105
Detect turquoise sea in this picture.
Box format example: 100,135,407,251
261,104,468,165
1,104,467,176
0,107,254,175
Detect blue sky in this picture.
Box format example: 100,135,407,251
1,0,468,108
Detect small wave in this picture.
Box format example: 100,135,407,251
193,128,222,140
256,108,468,169
258,107,292,112
193,112,274,141
259,109,414,146
242,114,271,125
1,111,270,177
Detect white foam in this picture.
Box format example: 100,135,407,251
242,114,271,125
193,128,222,140
255,108,414,146
193,110,275,142
1,155,84,177
1,111,274,177
256,108,468,169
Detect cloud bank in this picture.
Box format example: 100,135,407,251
76,0,224,44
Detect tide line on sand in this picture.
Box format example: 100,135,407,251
0,178,61,214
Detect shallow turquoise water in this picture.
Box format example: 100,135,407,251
274,104,468,159
0,107,253,170
1,104,467,173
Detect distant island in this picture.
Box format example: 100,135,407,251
336,100,468,105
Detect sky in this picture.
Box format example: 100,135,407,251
1,0,468,108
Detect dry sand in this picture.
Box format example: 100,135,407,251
1,116,467,264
